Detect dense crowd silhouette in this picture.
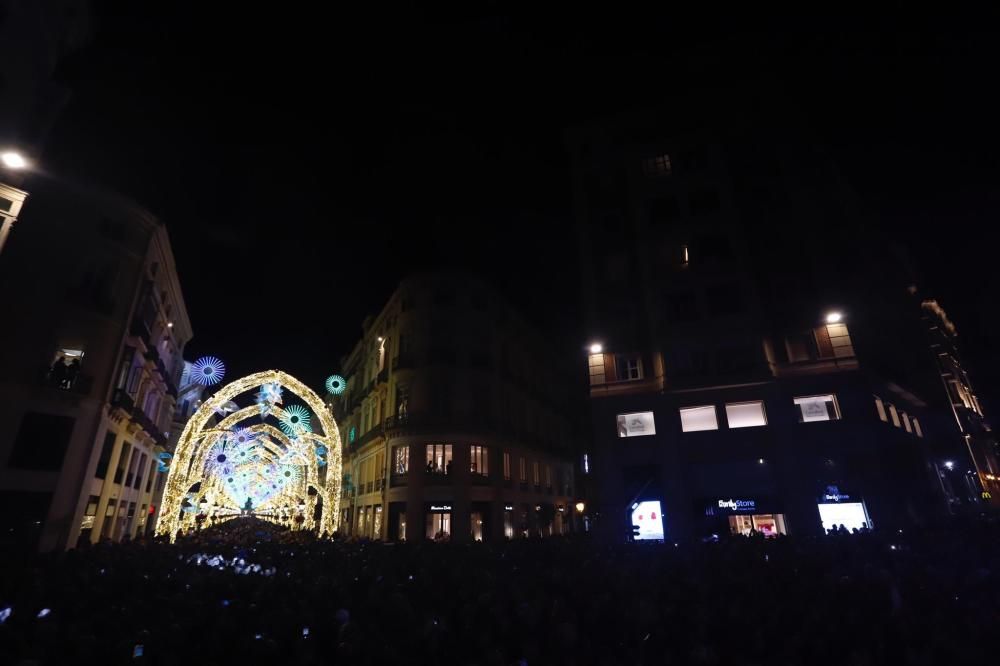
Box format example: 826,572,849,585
1,517,998,665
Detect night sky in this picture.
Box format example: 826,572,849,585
40,5,1000,406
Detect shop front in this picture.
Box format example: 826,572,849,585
425,503,452,540
816,485,871,532
702,496,787,537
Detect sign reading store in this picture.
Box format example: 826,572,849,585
709,498,757,515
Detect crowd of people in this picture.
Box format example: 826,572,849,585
1,518,998,665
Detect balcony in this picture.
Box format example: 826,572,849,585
111,388,135,412
40,370,93,396
424,471,454,486
390,473,409,487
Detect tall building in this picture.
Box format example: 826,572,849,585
0,179,192,551
567,99,993,542
330,273,581,542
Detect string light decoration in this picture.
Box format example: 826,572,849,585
192,356,227,385
155,370,342,540
325,374,347,395
279,404,313,436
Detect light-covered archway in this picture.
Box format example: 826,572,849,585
155,370,342,539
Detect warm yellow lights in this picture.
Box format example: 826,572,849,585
575,501,586,513
155,370,342,540
825,311,843,324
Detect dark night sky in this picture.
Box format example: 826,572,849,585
40,4,1000,405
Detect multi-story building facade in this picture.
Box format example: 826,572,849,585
567,101,995,542
330,273,581,542
0,179,193,551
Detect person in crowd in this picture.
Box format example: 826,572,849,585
63,358,81,388
2,516,998,666
49,355,67,387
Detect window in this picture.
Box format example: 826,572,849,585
793,395,841,422
823,323,855,358
617,411,656,437
888,404,900,427
532,461,540,486
426,510,451,539
875,397,888,422
725,401,767,428
113,443,131,485
901,412,912,433
519,457,527,482
393,446,409,474
503,452,511,480
588,353,606,385
642,153,672,177
9,412,75,470
95,432,116,479
614,354,643,381
133,453,147,490
85,496,99,517
470,445,489,476
913,418,923,437
49,348,85,390
680,405,719,432
146,465,156,493
545,465,552,489
425,444,453,474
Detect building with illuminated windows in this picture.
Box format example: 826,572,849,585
568,99,997,542
0,180,192,551
329,273,581,542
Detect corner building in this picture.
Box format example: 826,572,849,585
568,97,995,542
0,181,192,551
331,273,580,542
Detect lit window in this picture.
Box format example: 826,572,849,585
532,461,540,486
470,445,489,477
888,404,900,427
615,354,643,381
725,401,767,428
913,418,923,437
874,397,888,422
393,446,409,475
901,412,912,433
519,457,526,482
425,444,453,474
793,395,841,422
503,451,511,480
642,153,672,177
617,411,656,437
588,353,606,386
679,405,719,432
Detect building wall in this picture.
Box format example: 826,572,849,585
0,180,192,551
332,273,581,542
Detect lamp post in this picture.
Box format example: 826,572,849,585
0,150,30,256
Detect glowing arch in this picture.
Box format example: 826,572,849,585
155,370,342,539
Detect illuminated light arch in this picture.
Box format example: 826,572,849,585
155,370,342,539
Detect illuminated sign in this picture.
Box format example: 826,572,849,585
429,505,452,511
717,498,756,512
631,500,664,541
820,485,851,502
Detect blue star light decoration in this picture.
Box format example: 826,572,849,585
325,374,347,395
192,356,226,386
280,404,312,436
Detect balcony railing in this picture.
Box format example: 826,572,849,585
390,473,409,487
41,370,93,396
424,471,454,485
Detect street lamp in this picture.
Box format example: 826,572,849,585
589,343,603,354
574,501,586,514
825,311,843,324
1,151,27,170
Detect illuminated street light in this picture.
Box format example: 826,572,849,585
825,311,843,324
574,501,585,513
1,151,27,170
589,342,603,354
944,460,955,470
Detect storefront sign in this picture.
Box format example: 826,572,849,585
820,485,851,503
717,498,756,512
430,505,452,511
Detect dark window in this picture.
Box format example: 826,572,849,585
689,190,721,216
706,283,744,316
85,495,100,516
0,196,13,213
146,465,156,493
95,432,116,479
113,443,131,485
134,453,147,490
642,154,672,177
664,290,699,322
8,412,75,470
649,196,680,226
